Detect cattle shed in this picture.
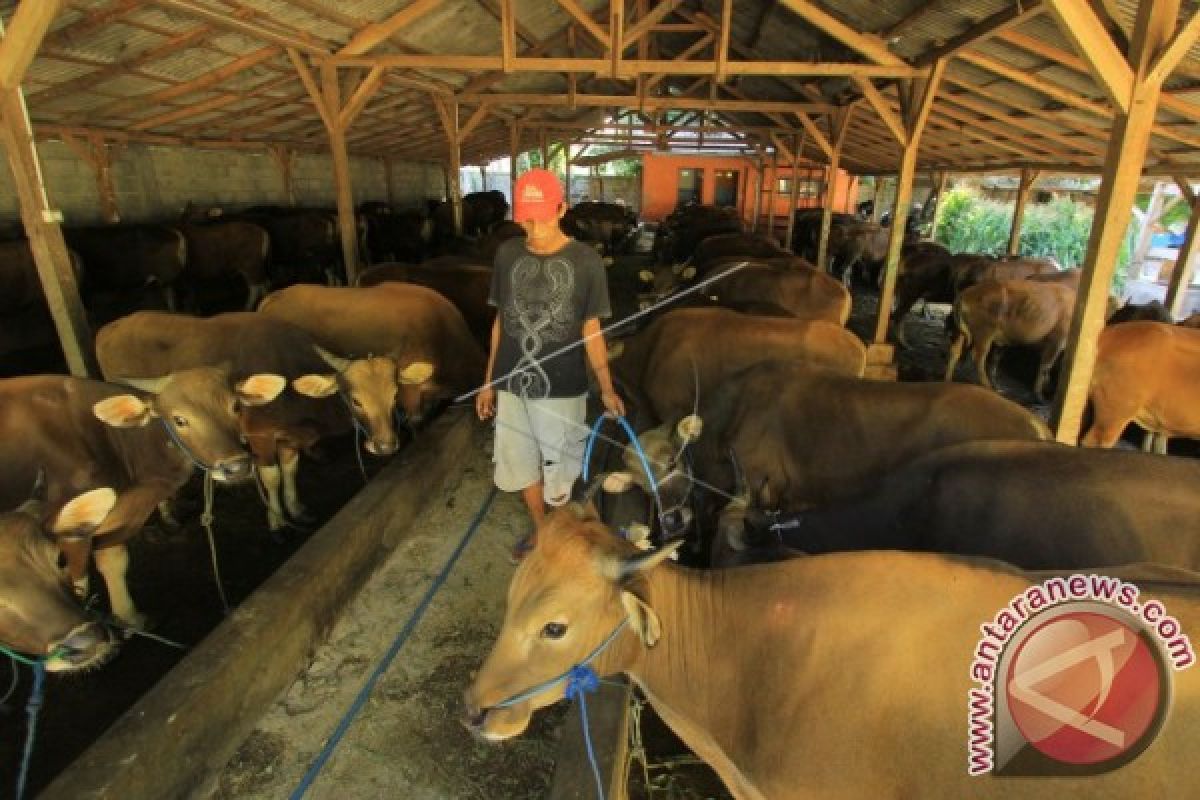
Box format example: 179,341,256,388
3,2,1200,791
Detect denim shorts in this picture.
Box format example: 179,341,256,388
493,391,588,505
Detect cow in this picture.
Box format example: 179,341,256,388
233,207,339,286
466,506,1200,799
949,254,1061,297
945,278,1076,401
561,201,637,257
1,487,120,672
607,360,1049,553
178,220,271,312
0,239,84,316
358,203,431,264
609,308,866,426
0,370,284,627
654,205,743,265
691,232,788,271
431,190,510,243
63,224,187,315
355,262,494,347
259,283,486,421
759,439,1200,571
1082,321,1200,454
96,311,410,531
475,221,526,264
1106,299,1173,325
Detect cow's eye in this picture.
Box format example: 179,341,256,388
172,415,188,428
541,622,567,640
232,399,242,414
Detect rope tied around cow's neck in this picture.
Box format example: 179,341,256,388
201,471,230,615
565,664,606,800
0,644,53,800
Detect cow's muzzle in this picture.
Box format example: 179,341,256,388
365,437,398,456
46,621,117,673
212,454,254,483
461,690,531,742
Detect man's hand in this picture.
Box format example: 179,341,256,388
601,388,625,418
476,386,496,420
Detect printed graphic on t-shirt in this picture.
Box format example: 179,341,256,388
505,255,575,398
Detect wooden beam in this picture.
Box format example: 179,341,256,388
500,0,516,73
750,156,764,233
623,1,684,48
1147,9,1200,88
610,0,624,81
1176,175,1197,205
339,0,447,56
777,0,906,67
149,0,329,56
287,48,334,131
958,51,1111,119
1044,0,1133,114
460,92,834,114
457,104,490,143
766,149,780,244
0,87,95,376
929,170,949,236
0,0,65,90
794,112,833,160
714,0,732,84
1052,0,1179,444
783,133,802,251
339,65,386,129
61,131,122,224
1008,168,1040,255
320,63,360,282
1166,198,1200,318
129,93,241,131
916,1,1045,66
557,0,612,49
816,108,853,270
854,78,907,147
268,143,296,205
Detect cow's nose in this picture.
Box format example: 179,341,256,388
57,622,113,662
213,455,252,481
366,438,398,456
461,693,488,731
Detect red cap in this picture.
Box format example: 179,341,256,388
513,168,564,223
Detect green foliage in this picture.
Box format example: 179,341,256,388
933,187,1139,295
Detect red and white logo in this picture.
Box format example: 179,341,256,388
521,185,545,202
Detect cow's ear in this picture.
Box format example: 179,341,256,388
637,269,655,284
606,341,625,361
237,374,287,406
293,374,339,398
93,395,156,428
620,590,663,647
52,488,117,536
399,361,435,385
601,471,635,493
680,266,697,280
118,375,171,394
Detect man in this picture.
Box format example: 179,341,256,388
475,169,624,556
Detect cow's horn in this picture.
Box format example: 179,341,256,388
119,374,172,394
615,539,684,581
314,345,352,373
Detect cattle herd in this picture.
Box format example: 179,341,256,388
5,193,1200,797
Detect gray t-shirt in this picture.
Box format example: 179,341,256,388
488,237,612,398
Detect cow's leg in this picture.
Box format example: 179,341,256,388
244,279,268,311
944,333,966,382
280,445,309,522
1033,341,1066,402
1154,433,1169,455
94,545,146,630
163,285,178,312
972,335,997,389
258,464,286,532
157,499,182,529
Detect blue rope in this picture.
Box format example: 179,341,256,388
289,485,497,799
14,660,45,800
566,666,606,800
582,414,665,527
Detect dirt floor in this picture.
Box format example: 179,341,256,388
214,422,567,800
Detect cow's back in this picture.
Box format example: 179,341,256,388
716,265,850,324
1091,322,1200,438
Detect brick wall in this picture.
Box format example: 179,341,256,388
0,140,443,226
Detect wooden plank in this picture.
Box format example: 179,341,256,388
321,62,360,283
558,0,612,49
1044,0,1134,114
500,0,515,72
777,0,906,67
269,143,296,205
750,156,763,233
623,0,683,48
0,87,95,377
794,111,833,160
43,411,474,799
130,93,241,131
287,48,333,132
339,65,386,129
929,170,949,236
460,92,834,114
916,1,1045,66
1008,168,1039,255
783,134,802,251
548,680,631,800
1147,9,1200,88
457,105,490,144
339,0,447,56
610,1,623,81
765,149,780,245
0,0,65,90
958,51,1111,119
1051,0,1179,444
816,108,852,270
854,77,907,147
1176,175,1197,205
714,0,732,84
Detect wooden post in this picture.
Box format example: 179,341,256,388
268,144,296,206
449,107,464,236
929,171,950,239
510,121,519,197
1051,0,1180,444
539,127,548,168
1008,168,1039,256
564,137,573,203
750,157,763,233
384,157,395,206
765,150,779,244
817,108,853,269
870,176,885,223
61,132,122,224
783,134,801,251
479,164,487,191
875,59,947,344
321,63,361,283
1130,179,1166,280
0,88,95,376
1165,198,1200,317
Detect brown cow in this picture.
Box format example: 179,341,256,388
259,283,486,419
96,311,418,531
178,220,271,311
610,307,865,425
1,487,119,672
0,371,284,627
355,261,494,346
1083,321,1200,452
466,509,1200,798
945,278,1076,401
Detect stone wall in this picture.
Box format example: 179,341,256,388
0,140,444,226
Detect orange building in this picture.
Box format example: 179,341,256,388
637,152,859,238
